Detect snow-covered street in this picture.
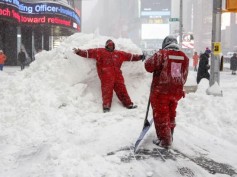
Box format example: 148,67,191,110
0,33,237,177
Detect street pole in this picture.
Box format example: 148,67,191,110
179,0,183,48
210,0,222,86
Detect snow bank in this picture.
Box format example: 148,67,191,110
1,33,237,177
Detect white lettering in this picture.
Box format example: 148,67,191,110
19,3,33,13
35,4,58,13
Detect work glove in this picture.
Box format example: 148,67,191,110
73,48,81,54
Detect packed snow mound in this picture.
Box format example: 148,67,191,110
0,33,149,117
1,33,237,177
29,33,145,85
196,78,209,94
0,33,153,176
206,82,223,96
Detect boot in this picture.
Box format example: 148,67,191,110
153,139,171,150
127,104,138,109
153,131,172,150
103,108,110,113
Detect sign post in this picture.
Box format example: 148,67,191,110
207,0,223,96
169,18,179,22
213,42,222,56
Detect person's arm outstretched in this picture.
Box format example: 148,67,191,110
120,51,145,62
73,48,99,60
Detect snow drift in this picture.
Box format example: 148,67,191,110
0,33,237,177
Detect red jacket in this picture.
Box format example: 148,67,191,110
76,48,141,81
192,54,199,67
145,49,189,95
0,53,6,64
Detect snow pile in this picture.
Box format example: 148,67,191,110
0,33,237,177
195,78,209,94
206,82,223,96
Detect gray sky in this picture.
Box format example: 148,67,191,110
81,0,98,23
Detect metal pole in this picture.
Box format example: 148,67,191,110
32,30,35,62
210,0,222,86
42,32,44,50
17,26,21,65
179,0,183,48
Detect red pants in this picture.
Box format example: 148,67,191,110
150,93,182,146
101,79,132,109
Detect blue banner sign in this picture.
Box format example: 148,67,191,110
0,0,81,31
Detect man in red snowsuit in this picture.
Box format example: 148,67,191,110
74,39,145,113
144,36,189,149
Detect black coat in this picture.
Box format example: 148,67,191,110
230,56,237,71
197,53,210,84
18,51,26,63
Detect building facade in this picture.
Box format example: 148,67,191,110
222,13,237,53
192,0,213,53
0,0,81,65
140,0,171,49
81,0,140,45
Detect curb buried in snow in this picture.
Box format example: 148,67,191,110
184,85,197,93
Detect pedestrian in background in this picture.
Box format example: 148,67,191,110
18,49,26,70
220,55,224,71
230,53,237,75
192,51,199,71
0,50,6,71
197,48,211,84
144,36,189,149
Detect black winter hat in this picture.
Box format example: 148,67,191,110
105,39,115,51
